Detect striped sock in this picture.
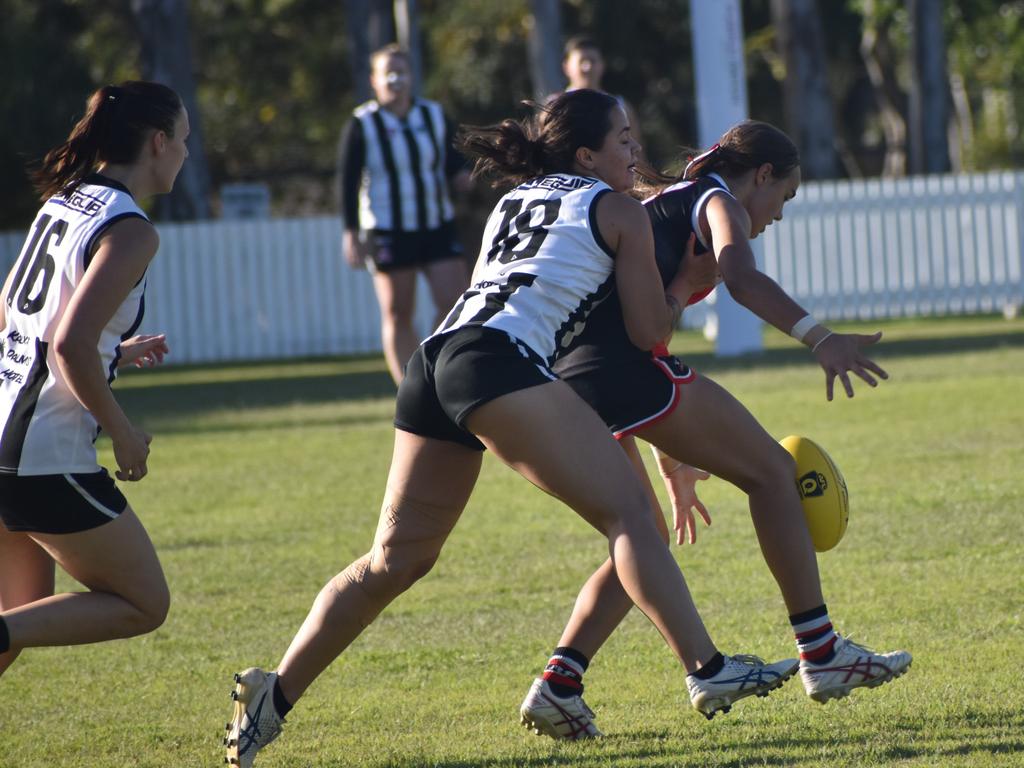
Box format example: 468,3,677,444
541,646,589,698
790,604,838,664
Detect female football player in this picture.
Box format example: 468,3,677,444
225,92,796,767
520,120,912,738
0,81,187,676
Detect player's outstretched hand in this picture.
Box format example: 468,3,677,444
814,331,889,401
662,463,712,545
119,334,169,368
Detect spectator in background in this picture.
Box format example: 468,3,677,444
557,35,642,147
338,44,471,385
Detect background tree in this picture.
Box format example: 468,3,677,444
132,0,213,219
527,0,564,100
2,0,1023,232
857,0,908,177
906,0,951,173
770,0,838,178
345,0,396,104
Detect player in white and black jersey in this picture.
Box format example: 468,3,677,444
521,121,911,738
0,82,188,678
225,90,794,768
338,44,471,385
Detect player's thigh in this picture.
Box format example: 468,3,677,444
30,507,168,612
375,429,483,554
373,268,418,322
639,375,791,492
466,380,648,534
385,428,482,511
0,526,54,609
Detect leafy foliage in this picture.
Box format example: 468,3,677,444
1,0,1022,229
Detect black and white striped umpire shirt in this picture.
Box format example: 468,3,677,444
338,98,465,233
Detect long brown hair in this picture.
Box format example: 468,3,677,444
31,81,183,200
637,120,799,195
457,89,621,189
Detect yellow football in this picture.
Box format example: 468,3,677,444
779,435,849,552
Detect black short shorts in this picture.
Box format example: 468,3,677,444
562,352,697,438
394,326,558,451
365,221,464,274
0,469,128,534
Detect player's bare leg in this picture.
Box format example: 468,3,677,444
225,432,481,767
423,256,469,328
0,526,54,675
0,508,168,668
466,380,718,670
373,268,419,385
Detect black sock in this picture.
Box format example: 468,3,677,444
0,616,9,654
272,678,293,719
689,651,725,680
541,646,590,698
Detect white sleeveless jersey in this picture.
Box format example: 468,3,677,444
433,174,615,365
354,98,455,231
0,177,149,475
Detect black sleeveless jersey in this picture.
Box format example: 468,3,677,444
553,174,731,377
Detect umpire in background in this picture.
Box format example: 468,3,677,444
338,43,471,385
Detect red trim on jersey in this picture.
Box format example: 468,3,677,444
614,380,683,440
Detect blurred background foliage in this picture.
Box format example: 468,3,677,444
2,0,1023,229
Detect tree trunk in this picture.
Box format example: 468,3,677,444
131,0,212,220
907,0,951,173
528,0,563,101
859,0,907,177
345,0,395,104
770,0,837,179
394,0,423,95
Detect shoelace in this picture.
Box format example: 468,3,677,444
728,654,768,667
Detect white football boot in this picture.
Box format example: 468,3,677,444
519,678,603,739
224,667,285,767
800,635,912,703
686,654,799,719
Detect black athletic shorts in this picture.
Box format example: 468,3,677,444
394,326,558,451
561,350,696,439
364,221,464,274
0,469,128,534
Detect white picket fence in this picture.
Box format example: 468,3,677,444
2,171,1022,365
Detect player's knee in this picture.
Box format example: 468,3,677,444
123,581,170,637
377,542,439,593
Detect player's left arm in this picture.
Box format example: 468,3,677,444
704,194,888,400
0,256,19,332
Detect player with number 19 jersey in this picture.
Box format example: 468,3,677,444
0,176,148,475
433,173,615,366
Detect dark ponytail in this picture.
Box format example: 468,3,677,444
682,120,799,181
31,81,183,200
458,89,621,188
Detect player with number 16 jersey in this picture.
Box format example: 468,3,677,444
1,177,148,475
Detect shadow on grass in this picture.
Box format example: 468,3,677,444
115,327,1022,436
118,366,396,435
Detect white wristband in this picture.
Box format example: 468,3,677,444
789,314,817,342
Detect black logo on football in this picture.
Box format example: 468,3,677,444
797,470,828,498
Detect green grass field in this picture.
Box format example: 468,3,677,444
1,315,1022,767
